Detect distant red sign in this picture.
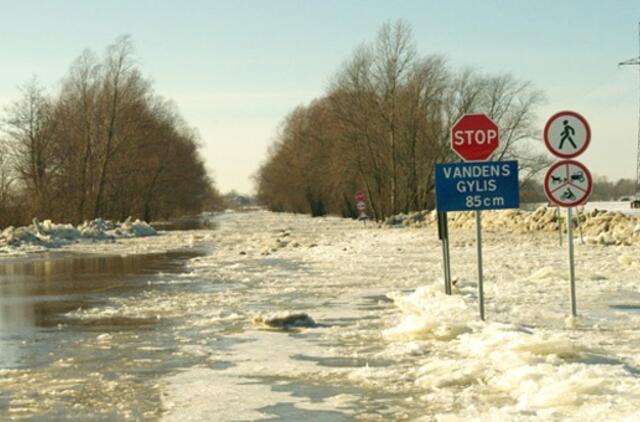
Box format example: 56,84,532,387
355,191,366,202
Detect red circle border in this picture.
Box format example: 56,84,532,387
544,160,593,207
543,111,591,159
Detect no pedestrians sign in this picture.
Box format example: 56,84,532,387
544,111,591,158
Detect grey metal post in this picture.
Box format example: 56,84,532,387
441,238,452,295
438,212,452,295
557,207,562,247
577,207,584,244
475,210,485,320
567,207,577,317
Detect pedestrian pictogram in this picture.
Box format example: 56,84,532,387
544,160,592,207
544,111,590,158
559,120,577,150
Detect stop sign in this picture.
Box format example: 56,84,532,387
451,114,500,161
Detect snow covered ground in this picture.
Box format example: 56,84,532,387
5,206,640,420
0,218,157,255
0,215,230,256
154,210,640,420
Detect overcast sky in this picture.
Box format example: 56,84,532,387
0,0,639,193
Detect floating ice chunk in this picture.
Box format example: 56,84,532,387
415,358,485,389
564,315,583,330
96,333,112,342
528,267,562,282
384,285,474,341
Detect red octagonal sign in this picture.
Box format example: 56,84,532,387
451,114,500,162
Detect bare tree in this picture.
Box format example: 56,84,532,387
0,141,14,207
256,20,545,219
0,36,222,228
94,35,139,217
2,79,58,216
58,49,101,221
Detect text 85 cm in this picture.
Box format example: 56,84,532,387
465,195,505,208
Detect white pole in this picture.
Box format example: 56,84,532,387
475,210,485,320
567,207,577,317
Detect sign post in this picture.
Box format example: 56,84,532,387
567,207,577,317
437,212,452,295
436,113,518,320
557,207,562,247
450,113,500,320
354,191,368,223
475,210,484,320
543,110,592,318
435,160,520,319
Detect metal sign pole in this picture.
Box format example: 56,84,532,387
475,210,485,320
557,207,562,247
437,212,452,295
577,207,584,244
440,238,451,295
444,237,452,294
567,207,577,317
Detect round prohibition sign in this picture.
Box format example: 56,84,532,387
544,160,592,207
544,111,591,159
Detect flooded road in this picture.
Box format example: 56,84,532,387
0,250,202,359
3,211,640,420
0,246,207,420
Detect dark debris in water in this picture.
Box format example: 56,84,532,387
253,312,317,330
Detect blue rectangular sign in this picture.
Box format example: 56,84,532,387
435,160,520,212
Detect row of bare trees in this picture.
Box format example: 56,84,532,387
255,21,547,220
0,36,220,228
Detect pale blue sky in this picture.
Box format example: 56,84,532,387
0,1,639,193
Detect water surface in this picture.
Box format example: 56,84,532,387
0,248,205,420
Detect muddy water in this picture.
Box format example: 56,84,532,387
0,249,204,420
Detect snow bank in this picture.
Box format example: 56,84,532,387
384,284,475,341
0,217,156,254
385,206,640,245
385,285,640,419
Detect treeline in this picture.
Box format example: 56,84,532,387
0,36,220,228
255,21,547,220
